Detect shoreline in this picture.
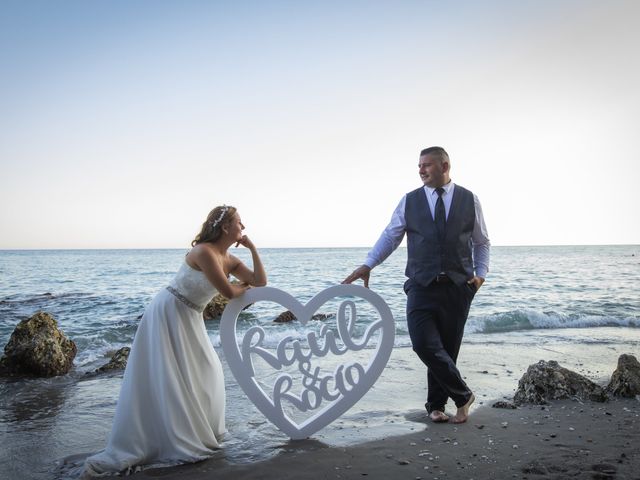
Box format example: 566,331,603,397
10,328,639,479
64,332,639,479
129,397,639,480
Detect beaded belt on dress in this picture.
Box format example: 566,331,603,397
166,286,206,313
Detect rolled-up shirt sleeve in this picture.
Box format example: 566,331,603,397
471,194,491,278
364,195,407,269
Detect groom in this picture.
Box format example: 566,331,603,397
343,146,490,423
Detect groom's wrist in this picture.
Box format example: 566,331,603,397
363,259,376,270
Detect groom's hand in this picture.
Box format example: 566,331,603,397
467,276,485,291
342,265,371,288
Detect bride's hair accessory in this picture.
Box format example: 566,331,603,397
210,206,229,228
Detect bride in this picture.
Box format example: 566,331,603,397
83,205,266,476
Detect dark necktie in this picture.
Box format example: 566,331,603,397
435,187,446,241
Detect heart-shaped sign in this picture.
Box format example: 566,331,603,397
220,284,395,440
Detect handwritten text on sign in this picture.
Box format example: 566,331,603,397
220,285,395,440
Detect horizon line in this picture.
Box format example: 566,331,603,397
0,243,638,252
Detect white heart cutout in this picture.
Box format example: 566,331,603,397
220,284,395,440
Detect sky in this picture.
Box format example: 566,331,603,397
1,0,639,249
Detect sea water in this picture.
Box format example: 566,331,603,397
0,246,638,479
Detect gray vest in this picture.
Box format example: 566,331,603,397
404,184,475,286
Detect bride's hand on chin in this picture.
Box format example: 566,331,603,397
235,235,255,250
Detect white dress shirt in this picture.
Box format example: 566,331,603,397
364,182,491,278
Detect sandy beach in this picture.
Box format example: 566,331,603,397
130,398,639,480
12,326,633,479
116,329,640,480
5,322,638,480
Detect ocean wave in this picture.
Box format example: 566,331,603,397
468,310,639,334
207,310,640,350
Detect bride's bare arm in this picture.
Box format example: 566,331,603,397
229,236,267,287
188,246,248,299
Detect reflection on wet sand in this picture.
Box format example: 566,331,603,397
0,377,70,426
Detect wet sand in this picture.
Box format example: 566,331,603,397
123,329,640,480
132,398,639,480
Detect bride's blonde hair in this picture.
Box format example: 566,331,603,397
191,205,237,246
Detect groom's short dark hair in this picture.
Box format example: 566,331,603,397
420,146,449,160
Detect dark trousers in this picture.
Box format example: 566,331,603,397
404,278,476,412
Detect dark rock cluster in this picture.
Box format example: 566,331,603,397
512,356,640,406
273,310,332,323
607,353,640,397
203,292,231,320
202,281,251,320
88,347,131,376
0,312,77,377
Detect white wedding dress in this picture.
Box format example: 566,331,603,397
84,262,226,476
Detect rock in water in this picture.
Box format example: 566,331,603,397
607,354,640,397
513,360,607,405
273,310,332,323
92,347,131,374
202,281,251,320
0,312,77,377
203,292,229,320
273,310,297,323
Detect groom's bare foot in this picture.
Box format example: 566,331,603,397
451,394,475,424
429,410,449,423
